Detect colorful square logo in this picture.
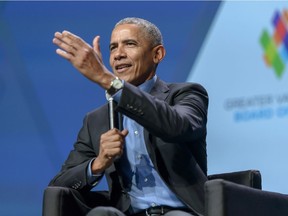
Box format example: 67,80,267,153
260,9,288,78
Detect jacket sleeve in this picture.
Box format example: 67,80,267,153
115,81,208,143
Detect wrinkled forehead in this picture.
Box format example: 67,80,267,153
110,24,149,43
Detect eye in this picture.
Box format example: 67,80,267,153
109,44,117,52
110,46,115,52
126,41,137,47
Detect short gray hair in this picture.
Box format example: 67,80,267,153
114,17,163,47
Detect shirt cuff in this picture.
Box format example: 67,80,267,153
87,158,104,186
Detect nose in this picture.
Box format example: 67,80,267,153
113,45,127,61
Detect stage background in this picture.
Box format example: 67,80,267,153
0,1,287,215
187,0,288,195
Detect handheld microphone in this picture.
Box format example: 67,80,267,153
108,97,122,130
108,97,115,129
108,97,122,161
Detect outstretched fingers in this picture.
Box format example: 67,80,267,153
53,30,89,60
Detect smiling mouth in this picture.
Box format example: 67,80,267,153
115,64,132,72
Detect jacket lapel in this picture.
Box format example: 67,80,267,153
144,78,170,169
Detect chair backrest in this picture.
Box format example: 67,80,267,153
208,170,262,189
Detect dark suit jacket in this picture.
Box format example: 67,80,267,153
49,78,209,216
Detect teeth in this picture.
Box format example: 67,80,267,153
117,65,129,69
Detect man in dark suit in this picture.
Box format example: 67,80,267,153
50,17,208,216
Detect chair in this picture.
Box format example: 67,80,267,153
43,170,288,216
205,170,288,216
205,179,288,216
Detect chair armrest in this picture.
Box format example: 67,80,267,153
208,169,261,189
42,186,109,216
205,179,288,216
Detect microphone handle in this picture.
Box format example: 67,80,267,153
108,97,115,129
108,97,122,130
108,97,122,161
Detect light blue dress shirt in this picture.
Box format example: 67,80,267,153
88,75,186,212
115,76,186,212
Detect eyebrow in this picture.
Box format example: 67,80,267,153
109,39,138,49
109,42,117,50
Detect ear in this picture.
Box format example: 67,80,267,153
153,45,166,64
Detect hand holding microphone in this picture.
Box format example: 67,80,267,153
108,97,127,161
91,98,128,174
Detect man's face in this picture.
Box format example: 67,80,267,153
109,24,157,86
